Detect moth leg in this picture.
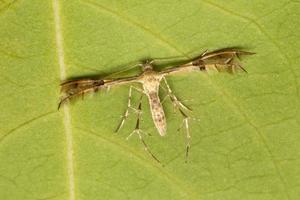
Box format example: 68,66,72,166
178,109,201,162
161,87,194,106
177,109,192,163
115,86,144,132
162,77,199,162
162,77,191,112
223,56,247,73
127,95,161,163
160,92,170,105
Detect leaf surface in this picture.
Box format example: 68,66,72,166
1,0,300,199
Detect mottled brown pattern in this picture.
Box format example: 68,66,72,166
148,91,167,136
59,48,254,162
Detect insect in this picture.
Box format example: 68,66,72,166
59,48,254,163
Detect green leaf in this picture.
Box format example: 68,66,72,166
1,0,300,200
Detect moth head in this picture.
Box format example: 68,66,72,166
139,59,154,71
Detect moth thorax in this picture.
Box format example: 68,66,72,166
142,63,153,71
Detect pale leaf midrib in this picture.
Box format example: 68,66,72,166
52,1,75,200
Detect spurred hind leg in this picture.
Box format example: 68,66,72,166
126,95,160,163
115,86,144,132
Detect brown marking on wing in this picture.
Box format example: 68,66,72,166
192,48,255,73
58,79,105,109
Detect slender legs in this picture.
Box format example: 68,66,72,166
128,95,160,163
177,109,192,163
162,77,191,112
162,77,195,162
116,78,197,163
116,86,160,163
115,86,144,132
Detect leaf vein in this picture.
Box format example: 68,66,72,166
203,77,292,200
0,111,56,144
77,126,199,200
201,0,299,100
81,0,189,57
52,0,75,200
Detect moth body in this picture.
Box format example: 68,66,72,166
140,68,167,136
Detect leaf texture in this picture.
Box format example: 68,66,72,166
0,0,300,200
